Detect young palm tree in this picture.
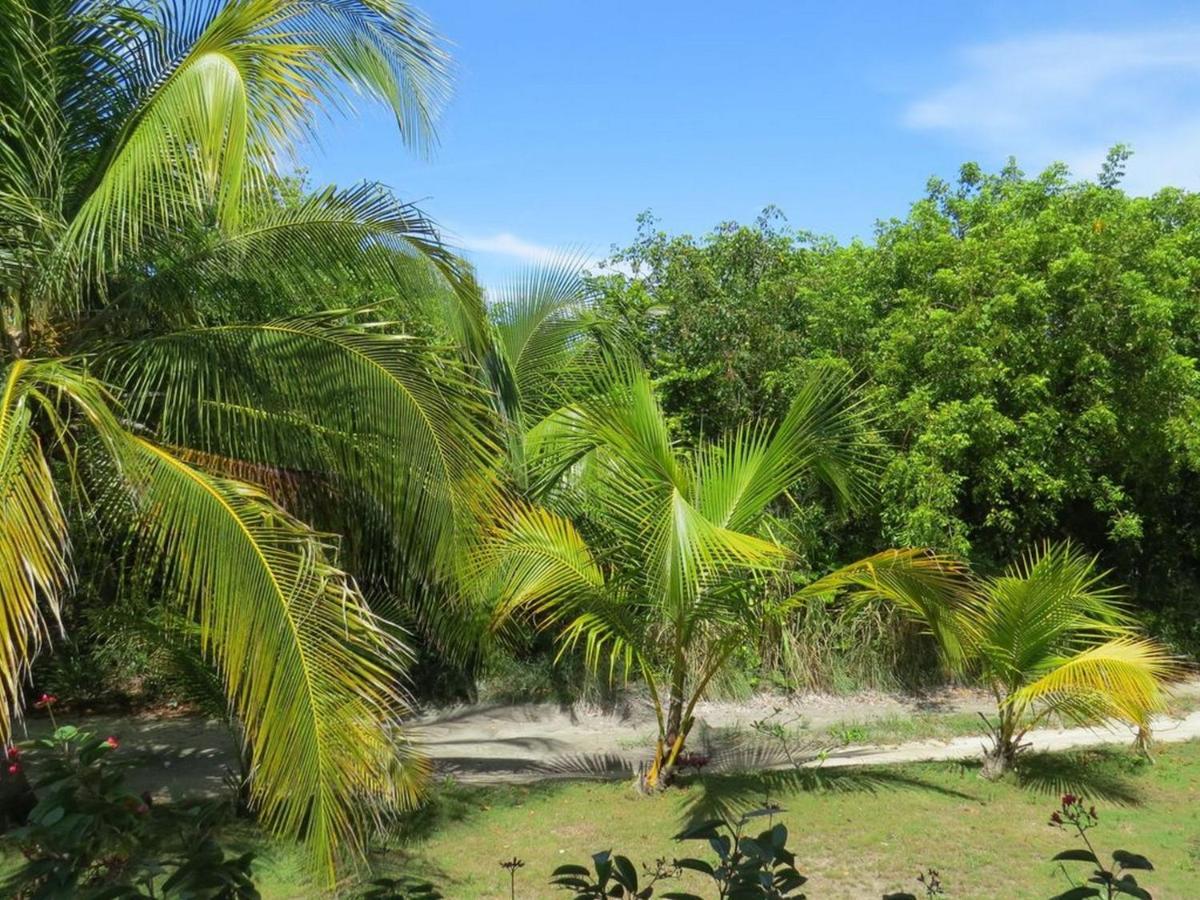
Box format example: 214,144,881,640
871,541,1180,777
476,364,964,789
0,0,494,880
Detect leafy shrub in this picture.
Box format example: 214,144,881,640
2,723,257,899
551,807,807,899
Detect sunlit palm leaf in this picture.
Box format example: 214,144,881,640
1009,637,1181,730
2,361,424,880
694,365,876,532
111,313,499,584
785,549,975,669
59,0,451,284
110,433,424,878
0,362,69,739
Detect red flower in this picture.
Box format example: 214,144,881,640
1049,811,1063,826
104,736,119,750
4,746,18,760
33,693,57,709
7,763,20,776
1061,793,1077,807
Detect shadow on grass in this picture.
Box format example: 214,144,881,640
676,764,978,832
1013,748,1147,807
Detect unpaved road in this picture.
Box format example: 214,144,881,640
15,681,1200,798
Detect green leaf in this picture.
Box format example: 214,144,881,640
1049,888,1102,900
1054,849,1102,865
1113,850,1154,871
1112,874,1152,899
674,858,716,877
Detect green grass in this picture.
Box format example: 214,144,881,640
823,711,986,746
223,739,1200,898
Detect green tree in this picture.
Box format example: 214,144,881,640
595,161,1200,648
0,0,493,880
476,364,958,789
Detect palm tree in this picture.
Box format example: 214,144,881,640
872,541,1180,777
476,364,964,789
0,0,495,880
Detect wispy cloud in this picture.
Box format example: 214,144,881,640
454,231,562,266
904,29,1200,192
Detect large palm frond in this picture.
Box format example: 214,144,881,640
110,312,499,587
0,362,70,737
0,359,423,880
9,0,447,292
487,257,613,424
783,548,975,668
1008,637,1181,731
110,434,422,879
977,541,1134,683
107,182,481,338
692,364,875,533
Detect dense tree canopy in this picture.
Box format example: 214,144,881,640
594,157,1200,650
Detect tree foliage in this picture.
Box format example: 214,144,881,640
594,158,1200,648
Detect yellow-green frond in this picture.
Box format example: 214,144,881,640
0,361,69,740
1009,637,1182,731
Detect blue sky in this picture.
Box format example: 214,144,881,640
302,0,1200,287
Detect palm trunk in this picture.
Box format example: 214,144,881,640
980,707,1022,780
641,660,690,792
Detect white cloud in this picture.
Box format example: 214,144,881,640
454,231,562,266
904,30,1200,192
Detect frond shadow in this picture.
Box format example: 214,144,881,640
677,764,978,833
1014,749,1146,807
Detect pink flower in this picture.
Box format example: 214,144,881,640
7,763,20,776
104,736,119,750
135,803,149,816
4,746,18,760
33,693,57,709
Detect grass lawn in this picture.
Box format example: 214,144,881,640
232,739,1200,898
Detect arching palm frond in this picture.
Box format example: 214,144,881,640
0,362,70,738
53,0,450,285
1008,638,1181,733
784,548,975,670
114,182,481,337
977,541,1134,678
488,257,606,421
111,313,499,585
111,434,422,879
16,360,425,880
693,364,876,533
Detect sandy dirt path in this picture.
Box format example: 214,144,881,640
16,681,1200,797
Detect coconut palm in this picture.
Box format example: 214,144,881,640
0,0,495,880
477,364,965,789
870,541,1180,777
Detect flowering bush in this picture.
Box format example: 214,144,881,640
1048,794,1154,899
1,721,257,898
